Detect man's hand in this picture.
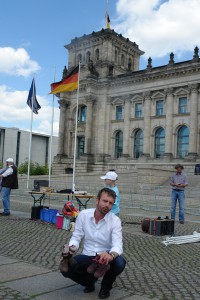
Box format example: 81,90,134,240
97,252,113,265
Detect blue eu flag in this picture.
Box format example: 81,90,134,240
27,78,41,114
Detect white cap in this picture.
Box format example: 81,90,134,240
100,171,118,181
6,158,14,163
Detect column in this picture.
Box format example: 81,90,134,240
164,88,174,159
57,99,67,156
84,95,96,154
188,84,199,159
122,98,131,157
143,92,151,157
63,101,71,156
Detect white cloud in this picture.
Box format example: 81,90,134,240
114,0,200,58
0,47,41,77
0,85,59,136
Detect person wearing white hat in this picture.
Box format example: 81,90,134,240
0,158,18,216
100,171,120,216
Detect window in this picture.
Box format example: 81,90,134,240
179,97,187,114
177,126,189,158
78,106,87,122
115,50,118,62
134,129,143,158
128,58,132,70
116,105,123,120
156,100,164,116
86,51,91,63
115,131,123,158
155,128,165,158
16,131,21,167
78,137,85,158
78,53,82,63
121,54,125,66
135,103,142,117
95,49,99,61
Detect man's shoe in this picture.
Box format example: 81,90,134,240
94,264,110,278
179,221,184,224
99,287,110,299
84,285,95,293
87,261,99,274
0,212,10,216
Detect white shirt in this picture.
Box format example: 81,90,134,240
2,166,13,177
69,208,123,256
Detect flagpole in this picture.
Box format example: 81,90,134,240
72,62,81,193
48,68,56,187
27,79,34,189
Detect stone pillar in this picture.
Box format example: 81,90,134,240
63,101,71,156
84,95,96,154
164,88,174,159
122,98,131,157
188,84,199,160
142,92,151,157
57,99,68,156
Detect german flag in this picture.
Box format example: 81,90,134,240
50,65,79,94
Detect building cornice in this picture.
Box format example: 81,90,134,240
65,28,144,56
109,62,200,88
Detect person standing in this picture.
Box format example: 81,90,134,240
60,188,126,299
100,171,120,216
0,158,18,216
170,164,188,224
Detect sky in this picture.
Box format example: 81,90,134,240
1,0,200,136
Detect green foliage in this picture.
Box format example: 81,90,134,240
18,160,49,175
0,161,2,169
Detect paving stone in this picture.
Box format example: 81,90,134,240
1,213,200,299
5,271,73,295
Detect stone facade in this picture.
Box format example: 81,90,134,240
52,29,200,174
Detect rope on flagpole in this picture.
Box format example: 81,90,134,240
27,78,34,189
48,67,56,187
72,62,81,193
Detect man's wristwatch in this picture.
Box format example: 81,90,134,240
109,252,116,260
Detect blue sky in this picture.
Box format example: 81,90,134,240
1,0,200,136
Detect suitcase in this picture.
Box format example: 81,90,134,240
142,216,174,236
149,219,174,236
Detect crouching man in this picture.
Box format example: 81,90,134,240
60,188,126,299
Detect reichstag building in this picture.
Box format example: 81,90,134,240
52,28,200,174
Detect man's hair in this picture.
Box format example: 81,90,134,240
97,188,116,201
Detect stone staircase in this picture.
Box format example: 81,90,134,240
3,164,200,216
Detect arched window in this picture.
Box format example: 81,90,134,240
128,58,132,70
134,129,143,158
155,128,165,158
115,131,123,159
78,105,87,122
86,51,91,63
95,49,99,61
177,126,189,158
78,53,82,63
121,54,125,66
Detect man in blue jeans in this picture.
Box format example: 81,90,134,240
170,164,188,224
60,188,126,299
0,158,18,216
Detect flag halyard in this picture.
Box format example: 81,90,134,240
27,78,41,114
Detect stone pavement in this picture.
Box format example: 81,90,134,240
0,211,200,300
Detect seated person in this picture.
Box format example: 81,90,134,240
60,187,126,299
